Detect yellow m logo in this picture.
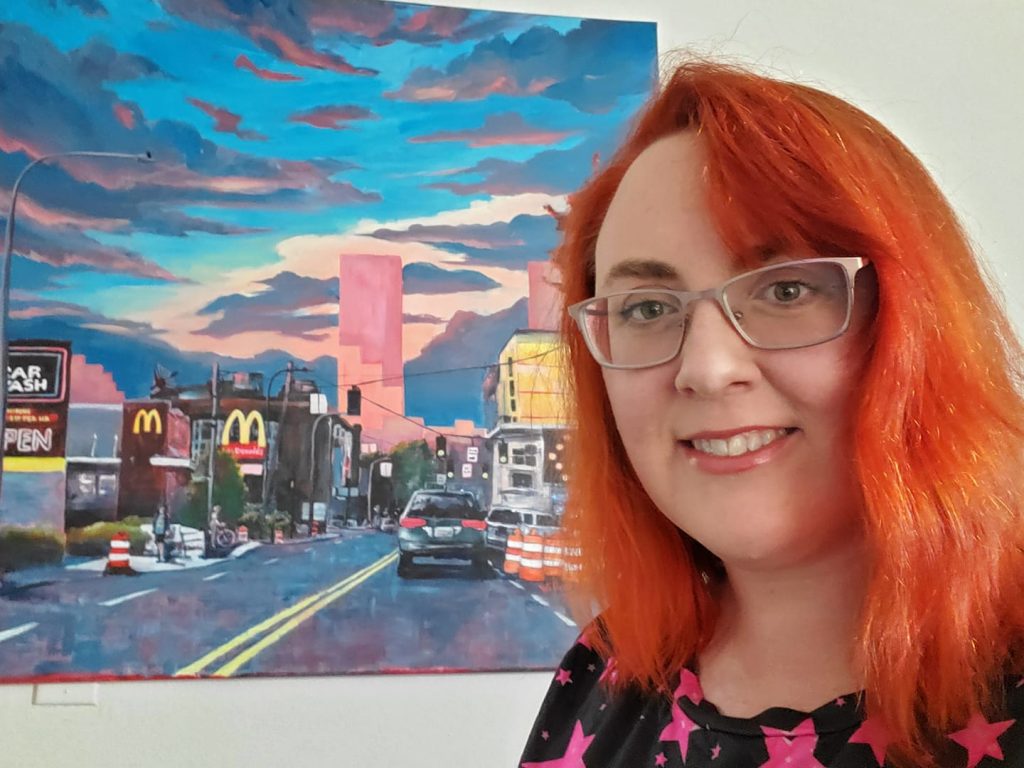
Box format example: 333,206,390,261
132,408,163,435
222,409,266,447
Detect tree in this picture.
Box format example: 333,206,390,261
178,449,246,530
390,440,437,509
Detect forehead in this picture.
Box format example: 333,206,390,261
594,132,723,288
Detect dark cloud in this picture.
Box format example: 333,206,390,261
69,40,164,82
403,312,444,324
9,293,162,337
402,262,500,294
374,213,560,269
386,20,656,114
195,271,338,340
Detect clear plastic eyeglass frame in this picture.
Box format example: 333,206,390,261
566,256,870,370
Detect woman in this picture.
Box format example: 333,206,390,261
519,60,1024,768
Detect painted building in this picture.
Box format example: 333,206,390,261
495,330,567,427
118,400,192,518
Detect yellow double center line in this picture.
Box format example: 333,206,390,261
175,550,398,678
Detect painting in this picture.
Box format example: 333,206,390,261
0,0,657,681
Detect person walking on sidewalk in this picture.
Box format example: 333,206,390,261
153,505,169,562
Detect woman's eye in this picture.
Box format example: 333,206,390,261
769,281,807,302
624,301,667,321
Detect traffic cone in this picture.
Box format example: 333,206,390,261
237,525,249,543
503,529,523,577
519,530,546,583
274,529,284,544
543,532,565,582
104,531,137,575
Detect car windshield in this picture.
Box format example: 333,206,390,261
535,514,559,527
488,508,521,524
408,493,483,519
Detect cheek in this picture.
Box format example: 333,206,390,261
602,371,670,451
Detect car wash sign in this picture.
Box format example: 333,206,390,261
5,342,72,459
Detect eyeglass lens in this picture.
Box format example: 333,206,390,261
580,261,851,367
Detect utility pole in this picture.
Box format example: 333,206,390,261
264,361,293,523
206,362,219,534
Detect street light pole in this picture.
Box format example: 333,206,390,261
308,412,335,527
0,150,153,502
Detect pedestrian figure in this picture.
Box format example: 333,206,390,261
152,504,169,562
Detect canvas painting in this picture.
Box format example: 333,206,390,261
0,0,657,681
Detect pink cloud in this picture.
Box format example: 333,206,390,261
307,3,394,38
0,126,49,160
187,97,267,141
389,72,518,102
401,7,468,37
409,113,577,148
234,54,301,82
12,196,129,232
249,25,377,76
113,102,136,129
288,105,376,130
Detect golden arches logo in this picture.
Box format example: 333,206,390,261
132,408,163,435
222,410,266,447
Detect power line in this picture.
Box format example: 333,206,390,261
347,348,561,388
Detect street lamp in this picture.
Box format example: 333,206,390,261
260,363,309,513
0,150,153,500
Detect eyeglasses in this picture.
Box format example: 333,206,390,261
567,256,870,369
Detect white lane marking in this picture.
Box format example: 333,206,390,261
304,548,313,553
263,558,280,566
99,588,157,607
334,539,345,545
0,622,38,643
509,580,525,591
553,611,577,627
530,594,550,608
203,572,227,582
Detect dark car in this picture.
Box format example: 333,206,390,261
397,490,488,578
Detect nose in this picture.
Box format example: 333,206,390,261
672,299,760,397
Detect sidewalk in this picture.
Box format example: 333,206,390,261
66,540,263,573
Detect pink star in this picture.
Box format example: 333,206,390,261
848,717,891,766
948,714,1016,768
758,718,826,768
587,664,596,672
654,753,667,767
660,702,701,762
541,731,550,741
835,697,846,707
522,720,595,768
555,668,573,686
711,744,722,760
675,668,704,705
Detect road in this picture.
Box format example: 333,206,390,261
0,530,579,680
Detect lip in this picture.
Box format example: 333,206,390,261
678,428,799,475
682,425,796,441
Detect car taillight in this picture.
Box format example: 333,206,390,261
401,517,427,529
461,519,486,530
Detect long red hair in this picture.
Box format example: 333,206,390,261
556,59,1024,765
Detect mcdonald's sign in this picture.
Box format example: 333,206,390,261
221,409,266,461
132,408,163,435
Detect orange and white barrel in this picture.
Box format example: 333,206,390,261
519,530,546,583
237,525,249,543
503,529,523,576
105,531,133,575
274,529,284,544
543,532,565,581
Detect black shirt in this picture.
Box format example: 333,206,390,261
519,637,1024,767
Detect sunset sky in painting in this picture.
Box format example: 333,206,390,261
0,0,656,424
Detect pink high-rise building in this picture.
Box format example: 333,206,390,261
338,253,405,440
528,260,562,331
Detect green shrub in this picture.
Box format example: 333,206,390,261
66,522,148,557
0,527,65,571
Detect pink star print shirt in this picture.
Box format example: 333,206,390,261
519,636,1024,767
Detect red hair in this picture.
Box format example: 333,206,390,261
556,59,1024,765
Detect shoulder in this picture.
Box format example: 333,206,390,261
519,633,667,768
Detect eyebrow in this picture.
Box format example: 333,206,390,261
600,259,680,288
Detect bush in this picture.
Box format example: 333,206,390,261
0,527,64,571
237,510,291,540
66,522,148,557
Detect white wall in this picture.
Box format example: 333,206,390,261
4,2,1022,766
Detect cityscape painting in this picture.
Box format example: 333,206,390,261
0,0,657,682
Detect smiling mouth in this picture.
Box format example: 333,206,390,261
682,428,799,458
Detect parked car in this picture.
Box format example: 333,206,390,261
397,490,488,578
484,506,561,553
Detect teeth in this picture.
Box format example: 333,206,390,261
692,429,788,457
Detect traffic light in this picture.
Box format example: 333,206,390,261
497,440,508,464
481,463,491,480
446,457,455,478
347,385,361,416
434,435,447,458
